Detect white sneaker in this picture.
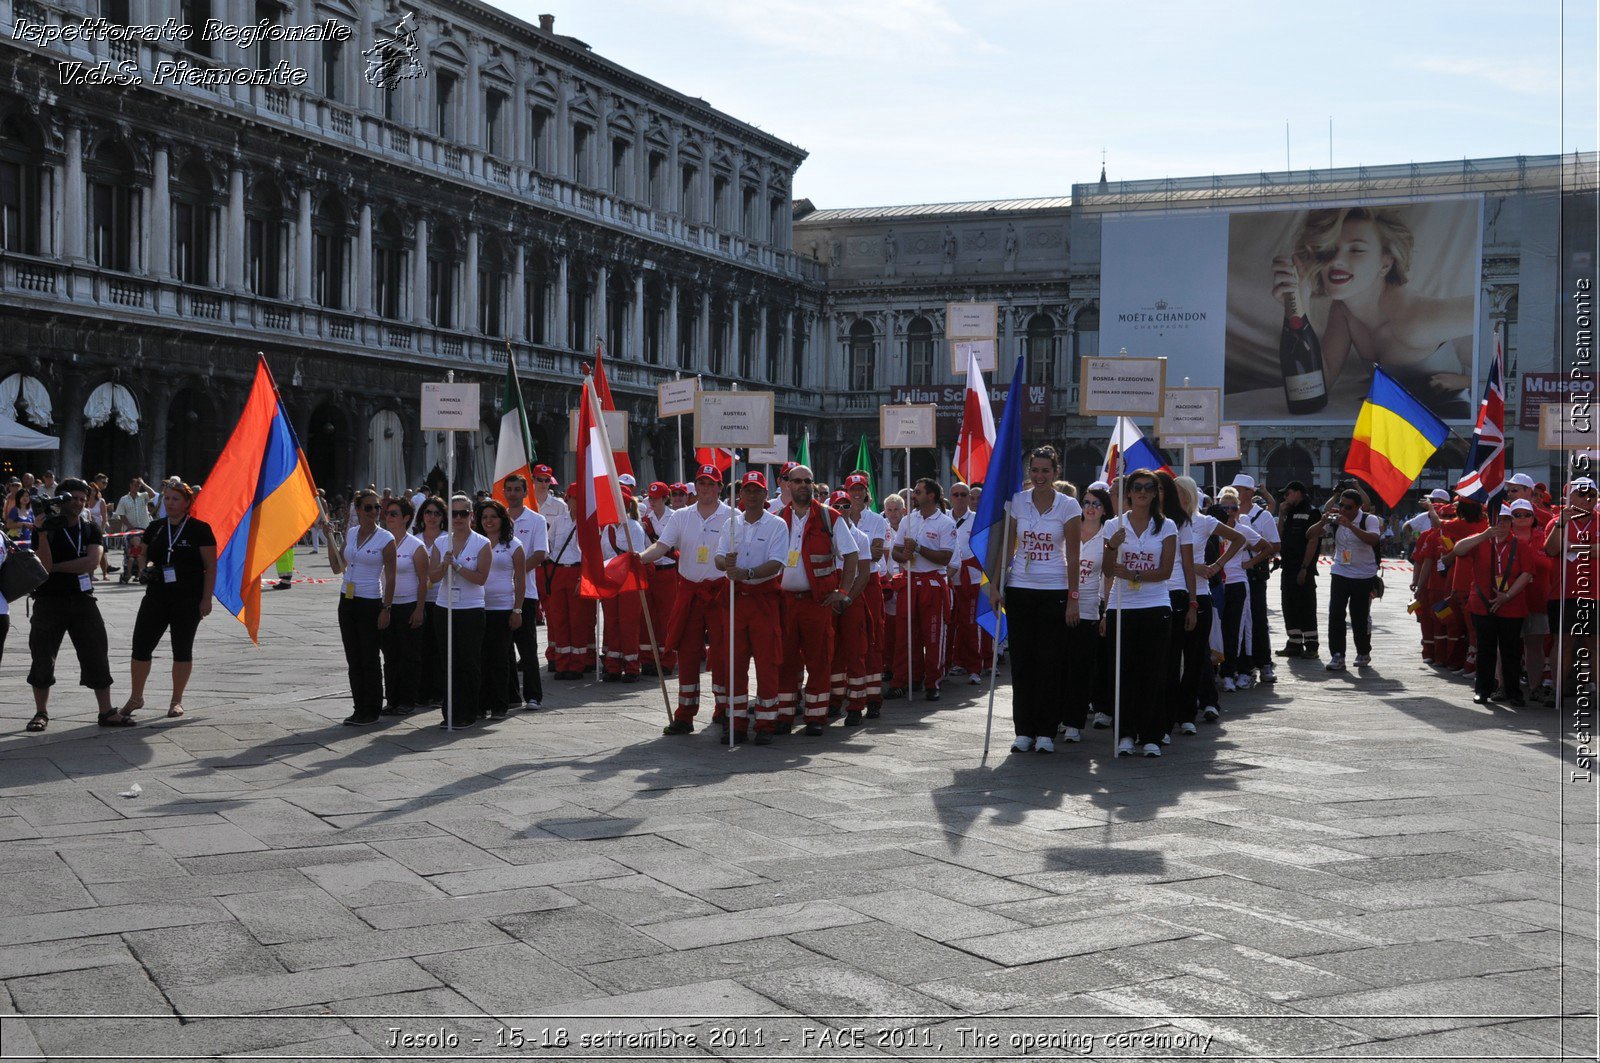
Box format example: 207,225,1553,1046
1160,733,1172,746
1326,654,1346,672
1116,736,1135,757
1179,721,1198,735
1034,736,1055,754
1222,676,1237,692
1261,664,1277,683
1142,743,1162,757
948,666,968,677
1201,706,1220,722
1010,736,1034,753
1236,673,1254,690
969,673,982,685
1060,726,1082,743
1092,712,1113,729
1354,654,1371,667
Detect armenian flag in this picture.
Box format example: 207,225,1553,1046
1345,367,1450,507
191,355,321,643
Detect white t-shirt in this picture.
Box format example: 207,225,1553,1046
641,506,677,567
1005,490,1083,590
1189,513,1220,597
1166,517,1204,595
602,518,648,560
341,526,394,600
1104,513,1178,610
659,502,732,584
1223,519,1264,585
882,521,902,578
542,496,578,564
411,491,426,511
420,531,447,603
855,508,889,575
1403,511,1433,534
434,530,490,610
509,508,548,601
1331,512,1382,579
780,507,859,593
1077,526,1107,621
718,509,790,585
483,539,526,610
901,509,958,575
390,533,426,605
1243,504,1281,546
847,521,873,589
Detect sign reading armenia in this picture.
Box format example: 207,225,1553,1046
890,383,1050,430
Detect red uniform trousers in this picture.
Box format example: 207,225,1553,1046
948,560,992,674
1413,586,1440,662
892,572,952,692
602,592,642,675
829,595,869,714
858,576,886,706
883,573,905,685
545,564,598,673
640,564,681,672
729,581,783,733
666,578,730,723
779,592,837,724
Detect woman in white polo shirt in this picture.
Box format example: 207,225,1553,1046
989,445,1081,754
1103,468,1177,757
427,495,492,728
324,488,397,726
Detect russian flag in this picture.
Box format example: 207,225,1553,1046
191,355,321,643
1104,417,1172,480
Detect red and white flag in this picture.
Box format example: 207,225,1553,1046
591,341,634,478
1454,326,1505,503
573,376,642,600
951,347,995,484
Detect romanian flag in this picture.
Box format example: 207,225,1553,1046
192,355,320,642
1346,367,1450,507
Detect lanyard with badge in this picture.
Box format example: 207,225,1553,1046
162,517,188,586
344,527,375,599
64,524,93,592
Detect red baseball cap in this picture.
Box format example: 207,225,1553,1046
695,464,723,483
740,470,767,490
620,484,634,501
779,461,798,477
829,490,850,508
844,473,869,490
531,464,554,478
648,481,671,499
669,482,689,495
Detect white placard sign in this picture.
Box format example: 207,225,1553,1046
879,404,938,449
566,408,629,451
946,302,998,341
1190,423,1242,464
950,339,997,375
695,391,775,448
1159,386,1223,445
748,433,789,465
421,382,481,431
1079,356,1167,417
1539,402,1598,450
658,378,698,418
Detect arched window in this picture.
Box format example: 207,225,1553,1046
677,288,696,368
1072,305,1099,384
372,211,405,320
434,69,458,138
484,89,507,157
88,140,142,271
709,298,728,375
678,155,699,221
565,256,590,349
428,226,459,328
313,194,351,310
907,316,934,386
245,179,288,297
738,302,757,379
0,113,43,254
321,35,343,101
1026,313,1056,385
171,159,218,286
848,320,876,392
478,237,506,336
528,98,554,171
523,245,549,344
1265,444,1315,493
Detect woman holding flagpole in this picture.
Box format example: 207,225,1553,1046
427,494,492,728
1102,468,1177,757
323,488,397,726
989,445,1081,754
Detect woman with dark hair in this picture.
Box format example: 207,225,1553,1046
475,499,526,718
322,488,397,726
119,481,217,722
380,496,429,716
427,495,492,728
413,496,448,706
1155,470,1196,746
1102,468,1177,757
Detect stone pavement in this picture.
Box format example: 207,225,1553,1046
0,548,1595,1061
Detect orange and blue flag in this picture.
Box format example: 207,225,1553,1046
191,355,321,642
1345,367,1450,508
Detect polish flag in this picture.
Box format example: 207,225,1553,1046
591,340,634,478
951,347,995,483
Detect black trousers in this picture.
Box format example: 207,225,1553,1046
1219,583,1248,678
419,601,443,705
1163,591,1188,733
1280,563,1319,646
509,595,544,706
337,596,384,719
1247,570,1272,668
1105,606,1172,742
131,592,202,663
1328,574,1375,657
1473,613,1525,697
27,595,113,690
1006,587,1069,737
380,601,425,710
1182,595,1217,713
481,609,515,716
1062,618,1099,728
434,607,485,724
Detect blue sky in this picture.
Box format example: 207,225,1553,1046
509,0,1595,208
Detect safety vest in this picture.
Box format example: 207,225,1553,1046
781,500,844,602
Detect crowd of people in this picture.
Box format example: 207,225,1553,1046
7,457,1595,747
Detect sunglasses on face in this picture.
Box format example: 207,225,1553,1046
1129,482,1156,494
1221,504,1239,512
1082,500,1103,509
360,504,379,512
951,492,969,498
451,510,470,518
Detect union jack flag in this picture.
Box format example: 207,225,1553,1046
1455,327,1505,503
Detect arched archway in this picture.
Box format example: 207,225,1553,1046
1264,444,1315,494
82,382,142,488
166,387,223,480
367,409,406,493
307,401,352,492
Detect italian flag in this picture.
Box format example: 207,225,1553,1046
491,355,537,510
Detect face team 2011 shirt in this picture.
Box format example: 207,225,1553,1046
1005,490,1083,591
1103,513,1177,610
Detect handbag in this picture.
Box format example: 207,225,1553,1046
0,542,48,602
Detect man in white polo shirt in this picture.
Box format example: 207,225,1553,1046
892,478,958,701
503,474,548,707
717,471,789,743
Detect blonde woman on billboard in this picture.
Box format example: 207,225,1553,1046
1271,207,1474,417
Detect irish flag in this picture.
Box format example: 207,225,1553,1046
952,347,995,484
491,354,536,510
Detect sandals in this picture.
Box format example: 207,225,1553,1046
119,697,144,721
167,704,185,718
26,712,47,732
98,712,136,727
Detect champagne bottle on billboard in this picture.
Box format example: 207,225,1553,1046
1278,250,1328,414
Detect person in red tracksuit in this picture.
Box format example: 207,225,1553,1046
600,490,648,681
1545,477,1600,702
826,490,874,726
641,466,732,734
534,464,596,679
717,471,789,743
843,473,887,716
945,482,991,682
1450,500,1538,705
639,482,680,676
891,478,958,702
1430,498,1487,674
777,466,861,735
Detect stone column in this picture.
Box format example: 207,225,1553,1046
631,270,644,361
411,213,429,324
555,75,571,180
698,288,711,371
667,283,680,365
633,108,647,205
511,56,527,167
511,243,527,341
464,227,479,332
703,151,715,227
58,375,86,485
554,251,569,347
225,165,245,290
758,304,770,380
730,299,741,376
593,263,608,351
667,124,682,215
464,34,481,152
1319,439,1333,484
150,145,171,278
1246,439,1261,473
782,309,794,385
63,125,85,262
294,185,313,303
756,164,770,245
144,386,174,484
355,202,373,314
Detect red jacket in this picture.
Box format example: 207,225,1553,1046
1460,534,1538,618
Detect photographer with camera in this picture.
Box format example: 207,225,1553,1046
26,479,117,732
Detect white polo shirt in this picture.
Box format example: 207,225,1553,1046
901,509,958,575
718,509,789,585
657,501,733,584
1005,490,1083,590
541,495,579,565
1104,513,1178,610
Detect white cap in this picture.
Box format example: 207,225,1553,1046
618,473,636,488
1088,480,1110,493
1231,473,1256,491
1428,488,1450,502
1508,472,1536,489
1571,477,1596,493
1507,498,1535,514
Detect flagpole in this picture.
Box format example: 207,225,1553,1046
676,372,686,486
981,511,1013,764
445,369,456,734
1113,447,1125,757
728,449,738,748
904,441,914,703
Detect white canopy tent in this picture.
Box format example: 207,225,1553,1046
0,417,60,450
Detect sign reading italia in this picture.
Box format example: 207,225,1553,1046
889,383,1051,430
1519,372,1595,430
